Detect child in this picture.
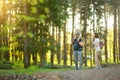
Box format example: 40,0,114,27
93,32,102,69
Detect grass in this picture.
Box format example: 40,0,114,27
0,60,117,76
0,65,74,76
1,63,119,76
0,64,92,76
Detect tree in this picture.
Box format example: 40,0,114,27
63,0,68,66
104,0,108,63
0,0,120,69
69,0,76,66
23,1,29,68
118,6,120,61
113,7,117,63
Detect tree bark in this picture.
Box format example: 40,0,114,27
57,26,61,65
70,0,76,66
118,6,120,61
50,25,55,66
113,8,117,63
104,1,108,63
23,3,29,68
84,0,88,67
63,18,67,66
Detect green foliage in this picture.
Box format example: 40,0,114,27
39,63,72,69
0,46,9,60
108,0,120,7
0,59,13,69
13,61,24,68
21,15,36,21
39,63,61,69
39,0,44,3
28,0,38,5
13,32,23,40
1,0,119,69
44,7,49,13
27,32,34,38
0,46,9,52
38,14,46,23
31,7,37,13
0,65,72,76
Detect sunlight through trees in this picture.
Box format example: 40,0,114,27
0,0,120,69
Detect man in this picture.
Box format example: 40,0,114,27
72,32,83,70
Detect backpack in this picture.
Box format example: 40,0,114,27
100,41,103,49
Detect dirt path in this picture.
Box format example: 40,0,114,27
34,64,120,80
0,64,120,80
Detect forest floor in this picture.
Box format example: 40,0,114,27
0,64,120,80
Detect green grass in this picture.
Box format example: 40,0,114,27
0,65,74,76
0,65,92,76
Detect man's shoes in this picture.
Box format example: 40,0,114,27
94,66,99,70
94,66,102,70
98,66,102,69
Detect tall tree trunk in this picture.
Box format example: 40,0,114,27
84,13,87,66
32,53,37,65
57,26,61,65
92,3,95,65
117,9,119,62
63,19,67,66
70,0,76,66
90,27,93,68
113,8,117,63
23,2,29,68
39,24,46,66
83,0,88,67
1,0,9,61
62,0,68,66
50,25,55,66
89,4,93,68
118,7,120,61
88,6,93,66
104,1,108,63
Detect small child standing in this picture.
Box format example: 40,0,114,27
93,32,102,69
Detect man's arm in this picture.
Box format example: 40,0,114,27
71,35,76,45
71,39,75,45
78,39,83,47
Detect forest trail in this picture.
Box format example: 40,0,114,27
33,64,120,80
0,64,120,80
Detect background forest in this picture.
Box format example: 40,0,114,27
0,0,120,69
